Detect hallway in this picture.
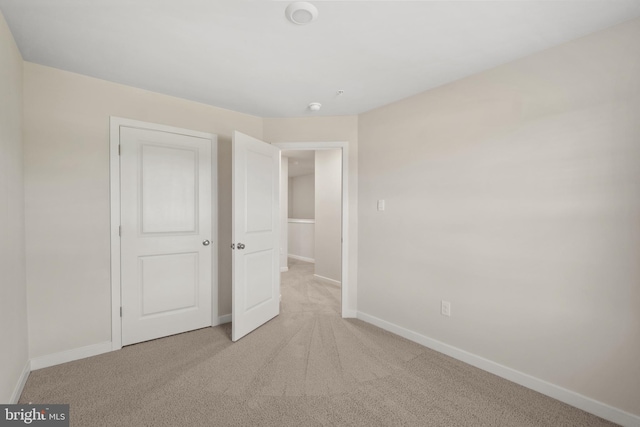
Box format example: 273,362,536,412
281,258,341,316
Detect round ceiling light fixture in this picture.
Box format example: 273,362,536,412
308,102,322,112
285,2,318,25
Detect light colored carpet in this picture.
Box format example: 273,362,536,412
20,258,617,426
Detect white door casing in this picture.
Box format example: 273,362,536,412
118,125,213,346
274,142,351,318
232,131,281,341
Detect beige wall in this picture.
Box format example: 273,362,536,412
315,149,342,282
358,18,640,416
288,221,315,261
264,116,358,314
0,11,28,403
23,63,262,358
291,174,315,219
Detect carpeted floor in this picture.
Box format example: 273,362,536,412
20,258,617,426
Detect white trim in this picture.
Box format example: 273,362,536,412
217,314,232,325
288,218,315,224
313,274,341,287
10,360,31,403
288,254,315,263
109,117,218,350
210,137,219,329
280,267,289,272
30,342,112,371
342,309,357,318
356,311,640,427
109,118,122,351
275,141,350,318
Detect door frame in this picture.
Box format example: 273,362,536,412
274,141,350,318
109,117,218,351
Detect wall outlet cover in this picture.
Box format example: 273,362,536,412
441,300,451,317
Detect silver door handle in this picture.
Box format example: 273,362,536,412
237,243,245,250
203,240,210,246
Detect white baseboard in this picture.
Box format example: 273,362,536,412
217,314,232,325
10,360,31,403
356,311,640,427
288,254,315,263
313,274,341,287
30,341,112,371
280,267,289,272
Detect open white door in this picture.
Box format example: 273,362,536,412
232,131,280,341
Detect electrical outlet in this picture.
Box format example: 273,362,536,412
441,300,451,317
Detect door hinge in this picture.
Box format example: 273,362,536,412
118,145,121,155
120,307,122,317
118,226,122,236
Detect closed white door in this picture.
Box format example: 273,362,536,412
120,126,212,346
232,131,280,341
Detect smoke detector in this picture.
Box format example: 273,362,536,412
308,102,321,112
285,2,318,25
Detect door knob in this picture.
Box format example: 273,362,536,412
203,240,210,246
237,243,246,250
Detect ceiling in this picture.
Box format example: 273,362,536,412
1,1,639,118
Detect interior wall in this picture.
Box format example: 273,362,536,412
0,10,28,403
315,149,342,282
263,116,358,315
291,174,314,219
288,220,315,261
358,18,640,416
23,63,262,358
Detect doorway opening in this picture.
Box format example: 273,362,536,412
275,142,349,317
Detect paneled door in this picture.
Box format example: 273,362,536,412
120,126,212,346
232,131,280,341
